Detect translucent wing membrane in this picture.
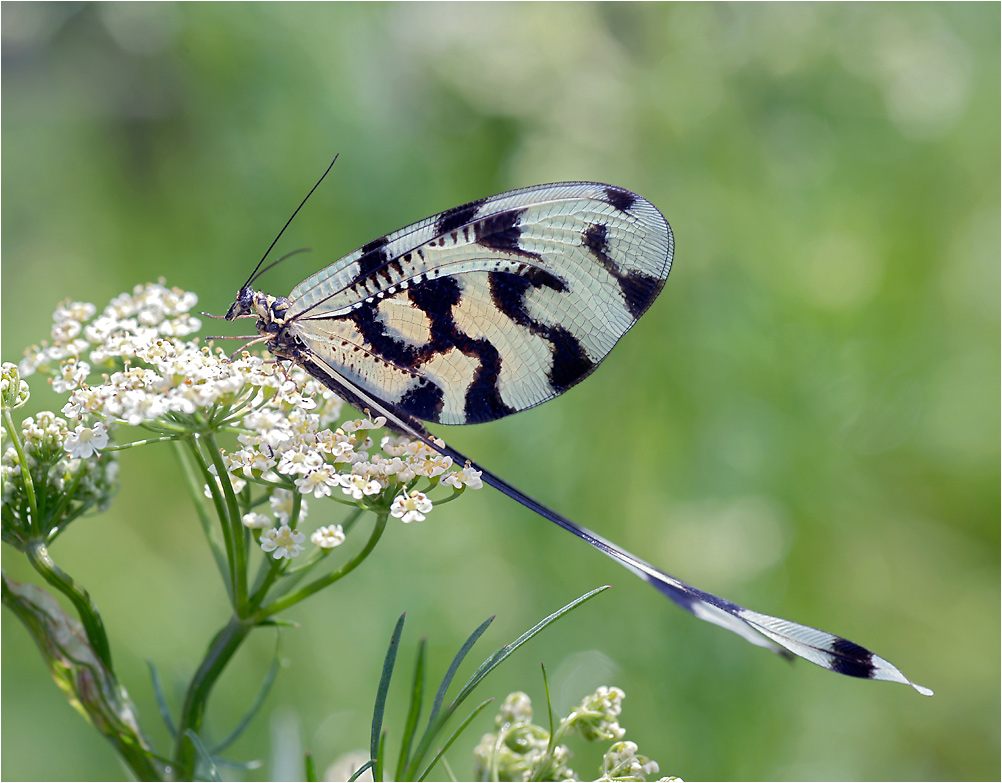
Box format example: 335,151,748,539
285,183,672,424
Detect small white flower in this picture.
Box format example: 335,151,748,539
243,409,287,440
55,300,97,323
380,435,413,456
277,446,323,476
51,358,91,394
342,415,386,435
260,524,306,560
340,473,383,501
64,421,109,459
241,512,272,529
294,466,340,498
51,318,83,344
390,490,433,524
84,314,119,345
442,465,484,490
311,524,346,549
416,454,452,478
274,381,316,410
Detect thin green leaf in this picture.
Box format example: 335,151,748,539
529,665,557,783
305,750,317,782
147,659,176,737
184,728,222,783
372,613,406,760
210,637,281,754
541,664,554,743
395,638,426,781
348,759,375,782
406,588,607,779
428,615,495,726
453,586,609,707
416,698,494,782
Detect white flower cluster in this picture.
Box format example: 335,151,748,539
570,685,626,743
474,692,561,781
473,689,664,783
1,409,118,547
218,407,483,559
13,282,483,561
20,283,200,378
599,742,665,782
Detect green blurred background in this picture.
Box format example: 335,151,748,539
2,3,998,780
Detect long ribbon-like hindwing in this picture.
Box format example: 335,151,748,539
225,181,931,695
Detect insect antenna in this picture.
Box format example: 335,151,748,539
240,154,339,291
250,247,313,282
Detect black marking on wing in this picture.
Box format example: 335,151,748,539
350,301,414,367
602,185,637,213
435,200,483,236
462,337,511,423
488,270,595,394
583,223,664,319
474,209,540,258
829,637,877,679
406,276,515,423
407,275,462,324
399,380,445,421
356,236,391,281
545,326,593,392
344,275,514,423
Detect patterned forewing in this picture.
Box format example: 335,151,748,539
288,182,673,424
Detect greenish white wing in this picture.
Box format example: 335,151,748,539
285,182,673,425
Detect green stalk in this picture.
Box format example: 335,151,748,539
203,432,249,613
171,615,254,779
25,540,113,670
2,576,162,781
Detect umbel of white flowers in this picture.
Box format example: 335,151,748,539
6,282,482,554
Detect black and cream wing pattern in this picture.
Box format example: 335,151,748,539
225,180,930,695
283,182,670,425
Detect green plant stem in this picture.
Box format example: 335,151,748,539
2,576,162,782
170,510,389,778
25,539,113,670
202,433,249,612
171,615,254,779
